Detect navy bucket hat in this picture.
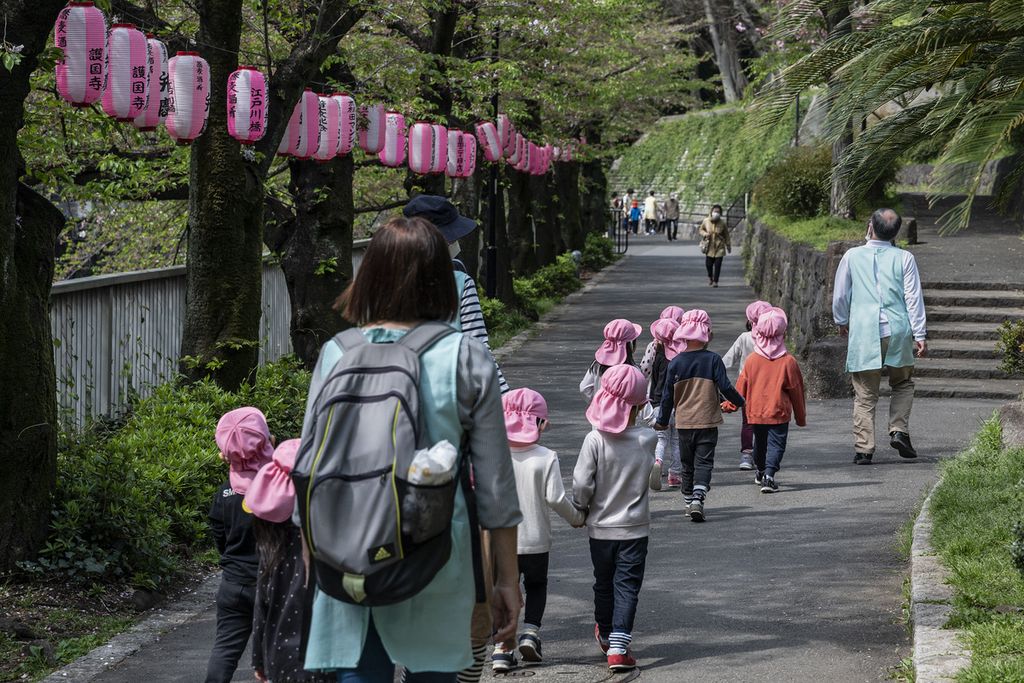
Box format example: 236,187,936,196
403,195,478,244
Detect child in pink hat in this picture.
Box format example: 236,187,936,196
654,310,745,522
736,307,807,493
641,318,682,490
723,300,773,471
208,407,274,682
573,365,656,673
580,318,643,404
492,389,584,673
244,439,332,683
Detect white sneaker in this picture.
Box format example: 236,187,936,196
739,453,754,470
649,459,663,491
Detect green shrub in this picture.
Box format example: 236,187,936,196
753,146,831,219
997,320,1024,378
514,253,581,305
581,233,617,271
24,357,310,589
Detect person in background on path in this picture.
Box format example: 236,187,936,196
299,217,523,683
723,300,773,471
655,310,744,522
573,364,657,673
206,407,275,683
581,318,643,403
832,208,927,465
643,191,658,235
735,308,807,494
492,389,585,673
699,205,731,287
404,195,509,395
621,189,635,233
664,193,680,241
645,318,682,490
244,439,332,683
628,200,642,236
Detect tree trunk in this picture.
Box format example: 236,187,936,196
827,3,854,219
481,172,515,304
531,175,559,267
179,0,263,390
554,161,584,250
506,169,537,276
452,174,482,280
265,157,355,369
702,0,745,102
0,0,67,570
580,129,609,236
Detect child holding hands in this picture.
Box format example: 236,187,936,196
492,388,585,672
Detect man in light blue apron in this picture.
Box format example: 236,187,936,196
833,209,928,465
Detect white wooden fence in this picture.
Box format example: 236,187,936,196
51,242,369,426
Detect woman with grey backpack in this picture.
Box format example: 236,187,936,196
292,216,523,683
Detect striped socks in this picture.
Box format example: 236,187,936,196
456,643,489,683
608,631,632,656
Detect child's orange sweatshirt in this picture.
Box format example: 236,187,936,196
735,353,807,426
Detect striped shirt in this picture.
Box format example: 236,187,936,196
458,271,510,394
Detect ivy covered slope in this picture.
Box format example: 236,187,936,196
609,106,795,207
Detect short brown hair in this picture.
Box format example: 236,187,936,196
337,216,458,325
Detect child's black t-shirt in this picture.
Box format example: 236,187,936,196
209,481,258,586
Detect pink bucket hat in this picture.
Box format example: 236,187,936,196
674,309,711,344
650,318,680,359
586,364,649,434
746,300,773,326
594,319,643,366
243,439,300,523
753,307,789,360
502,388,548,444
659,305,685,323
215,407,274,495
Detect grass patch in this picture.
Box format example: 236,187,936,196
929,416,1024,678
751,209,864,251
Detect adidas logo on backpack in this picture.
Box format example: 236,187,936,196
292,322,463,606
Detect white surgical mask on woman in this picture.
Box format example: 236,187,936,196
711,211,721,220
448,241,462,259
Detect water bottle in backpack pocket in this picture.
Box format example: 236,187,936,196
292,323,462,606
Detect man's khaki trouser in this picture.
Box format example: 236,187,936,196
850,337,915,454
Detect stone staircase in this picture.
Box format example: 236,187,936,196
912,281,1024,400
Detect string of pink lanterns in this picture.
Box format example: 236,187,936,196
51,0,579,177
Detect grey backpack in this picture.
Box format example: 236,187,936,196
292,322,461,606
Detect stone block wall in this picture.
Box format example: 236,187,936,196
742,219,859,398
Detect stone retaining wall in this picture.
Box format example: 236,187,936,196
742,219,858,398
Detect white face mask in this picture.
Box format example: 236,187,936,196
448,241,462,259
711,211,721,220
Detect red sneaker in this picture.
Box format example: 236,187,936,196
594,624,609,654
608,651,637,672
667,473,682,488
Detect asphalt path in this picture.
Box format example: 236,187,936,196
94,237,1002,682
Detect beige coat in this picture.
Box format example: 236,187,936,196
699,216,731,258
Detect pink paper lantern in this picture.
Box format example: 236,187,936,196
379,111,406,167
551,145,562,162
226,66,267,144
446,129,465,178
528,142,541,175
132,35,167,131
430,124,448,174
54,1,107,107
313,94,343,161
333,93,357,156
542,144,553,173
102,24,148,122
408,121,434,174
277,89,319,159
165,51,210,145
497,114,513,151
475,121,502,162
358,103,386,154
518,139,532,173
507,132,523,166
461,132,477,178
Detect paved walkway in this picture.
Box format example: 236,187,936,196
94,238,1004,682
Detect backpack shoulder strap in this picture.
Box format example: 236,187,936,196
333,327,368,352
398,321,458,356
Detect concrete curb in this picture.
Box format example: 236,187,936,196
911,489,972,682
40,574,220,682
493,253,630,364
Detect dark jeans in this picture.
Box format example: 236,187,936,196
645,218,657,234
205,579,256,683
629,220,639,235
518,552,549,628
337,617,456,683
705,256,724,283
753,423,790,477
740,408,753,453
678,427,718,497
666,219,678,240
589,537,648,638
